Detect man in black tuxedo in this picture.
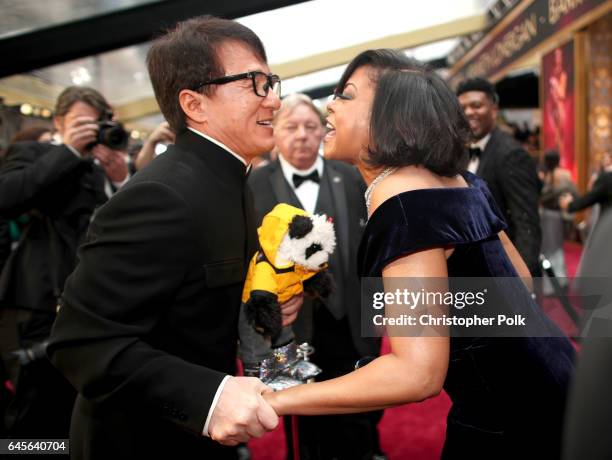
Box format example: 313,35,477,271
0,86,129,438
248,93,383,460
457,78,542,276
47,16,302,460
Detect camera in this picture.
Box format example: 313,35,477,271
96,110,129,150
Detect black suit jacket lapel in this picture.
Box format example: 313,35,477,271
313,161,346,319
477,128,499,176
268,160,303,209
317,161,350,279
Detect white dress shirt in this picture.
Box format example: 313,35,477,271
468,132,491,174
278,154,324,214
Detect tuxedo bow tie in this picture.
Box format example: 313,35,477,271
292,170,320,188
468,147,482,159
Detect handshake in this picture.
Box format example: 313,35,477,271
207,342,322,446
207,294,304,445
207,376,279,446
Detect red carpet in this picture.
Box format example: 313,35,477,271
249,242,583,460
541,242,584,338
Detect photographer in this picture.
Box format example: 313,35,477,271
0,86,129,438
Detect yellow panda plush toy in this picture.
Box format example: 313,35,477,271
242,203,336,340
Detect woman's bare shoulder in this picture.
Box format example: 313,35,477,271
369,166,466,214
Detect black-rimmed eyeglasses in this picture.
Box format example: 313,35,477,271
192,71,281,98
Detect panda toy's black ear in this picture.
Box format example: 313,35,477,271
288,215,314,239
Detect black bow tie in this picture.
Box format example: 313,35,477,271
292,170,320,188
468,147,482,159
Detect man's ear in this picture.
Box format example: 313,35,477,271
491,103,499,122
178,89,208,125
53,115,64,133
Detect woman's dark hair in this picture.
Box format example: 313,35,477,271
147,15,267,133
543,149,560,172
336,49,470,177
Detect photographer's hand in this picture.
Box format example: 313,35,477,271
63,116,99,155
93,144,129,183
135,121,175,171
149,121,175,145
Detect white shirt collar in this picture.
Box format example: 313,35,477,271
278,154,324,188
187,127,250,169
472,132,491,151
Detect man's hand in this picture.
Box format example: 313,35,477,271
280,294,303,327
63,116,99,155
208,376,278,446
92,144,129,183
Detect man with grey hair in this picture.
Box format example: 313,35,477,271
248,93,385,460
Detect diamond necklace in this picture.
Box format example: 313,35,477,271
364,167,398,213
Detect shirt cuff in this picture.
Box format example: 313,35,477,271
64,144,82,158
202,375,231,437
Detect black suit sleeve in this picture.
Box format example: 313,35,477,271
0,142,84,217
564,337,612,459
0,216,10,270
498,147,542,272
568,175,609,213
48,181,226,435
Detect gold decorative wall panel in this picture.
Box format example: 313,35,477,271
586,12,612,176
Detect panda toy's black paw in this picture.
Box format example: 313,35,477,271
304,271,335,299
244,292,283,339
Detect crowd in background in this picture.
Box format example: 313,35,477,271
0,62,610,459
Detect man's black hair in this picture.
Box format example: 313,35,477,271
456,77,499,105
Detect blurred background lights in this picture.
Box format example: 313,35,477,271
20,103,33,115
70,66,91,85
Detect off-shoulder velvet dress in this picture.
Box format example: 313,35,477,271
358,172,574,459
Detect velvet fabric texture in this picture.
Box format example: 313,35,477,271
358,172,574,459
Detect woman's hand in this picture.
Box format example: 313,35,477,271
559,192,574,210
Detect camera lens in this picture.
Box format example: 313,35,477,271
98,122,128,150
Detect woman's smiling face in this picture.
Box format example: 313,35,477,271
323,65,376,164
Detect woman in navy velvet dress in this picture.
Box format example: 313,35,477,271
265,50,574,459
